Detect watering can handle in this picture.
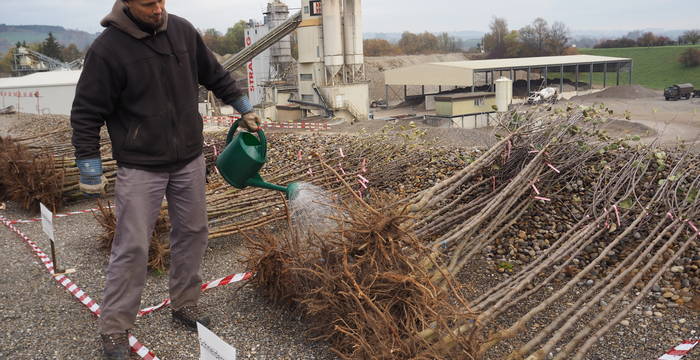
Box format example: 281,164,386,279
225,119,267,156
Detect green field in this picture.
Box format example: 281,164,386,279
579,45,700,90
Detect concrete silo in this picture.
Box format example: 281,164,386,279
343,0,364,82
296,0,369,122
245,1,295,106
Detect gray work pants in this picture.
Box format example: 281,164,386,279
99,154,208,334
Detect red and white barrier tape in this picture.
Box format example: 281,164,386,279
8,206,110,224
201,115,241,121
658,339,698,360
261,122,330,130
202,116,330,130
138,272,253,317
0,217,160,360
0,90,40,98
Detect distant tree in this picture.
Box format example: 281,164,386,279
220,20,246,55
678,48,700,67
546,21,569,55
482,17,509,58
61,43,83,62
636,32,658,47
201,28,223,54
364,39,399,56
0,48,14,73
28,42,43,53
654,36,673,46
435,32,462,52
397,31,420,54
519,18,549,56
396,31,462,55
683,30,700,45
41,32,63,60
416,32,439,54
399,31,439,54
495,30,519,58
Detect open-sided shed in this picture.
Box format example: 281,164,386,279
383,55,632,102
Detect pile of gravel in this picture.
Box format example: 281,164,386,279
571,85,661,100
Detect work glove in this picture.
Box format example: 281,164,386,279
231,96,260,132
76,158,107,197
239,111,262,132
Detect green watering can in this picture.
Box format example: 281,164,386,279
215,121,301,199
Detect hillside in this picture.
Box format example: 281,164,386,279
0,24,97,53
580,45,700,90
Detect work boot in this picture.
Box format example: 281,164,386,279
101,331,129,360
172,305,211,331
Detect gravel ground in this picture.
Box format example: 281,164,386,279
2,178,697,359
458,257,700,359
0,198,334,360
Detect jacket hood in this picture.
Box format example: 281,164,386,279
100,0,168,39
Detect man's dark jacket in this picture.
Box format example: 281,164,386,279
71,1,244,171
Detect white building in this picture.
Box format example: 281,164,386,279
0,70,81,116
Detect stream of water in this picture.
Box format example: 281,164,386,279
288,182,338,236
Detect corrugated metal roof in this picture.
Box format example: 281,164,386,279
385,55,632,87
435,55,631,70
0,70,82,89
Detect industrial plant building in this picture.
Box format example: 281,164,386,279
241,0,369,124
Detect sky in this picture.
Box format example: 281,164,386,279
0,0,698,35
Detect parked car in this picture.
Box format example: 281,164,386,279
664,83,694,100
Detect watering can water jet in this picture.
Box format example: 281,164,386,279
215,121,301,200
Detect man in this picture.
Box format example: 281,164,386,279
70,1,260,359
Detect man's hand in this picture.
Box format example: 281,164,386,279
76,158,106,197
239,112,261,132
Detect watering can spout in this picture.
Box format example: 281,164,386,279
245,174,287,193
246,175,301,200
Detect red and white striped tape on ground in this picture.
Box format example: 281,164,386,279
7,204,254,317
658,339,699,360
0,217,160,360
8,206,111,224
138,272,253,317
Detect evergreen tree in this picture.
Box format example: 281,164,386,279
41,32,64,61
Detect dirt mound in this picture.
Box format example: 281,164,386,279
601,119,656,138
571,85,660,100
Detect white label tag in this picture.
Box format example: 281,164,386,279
40,203,54,242
198,322,237,360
